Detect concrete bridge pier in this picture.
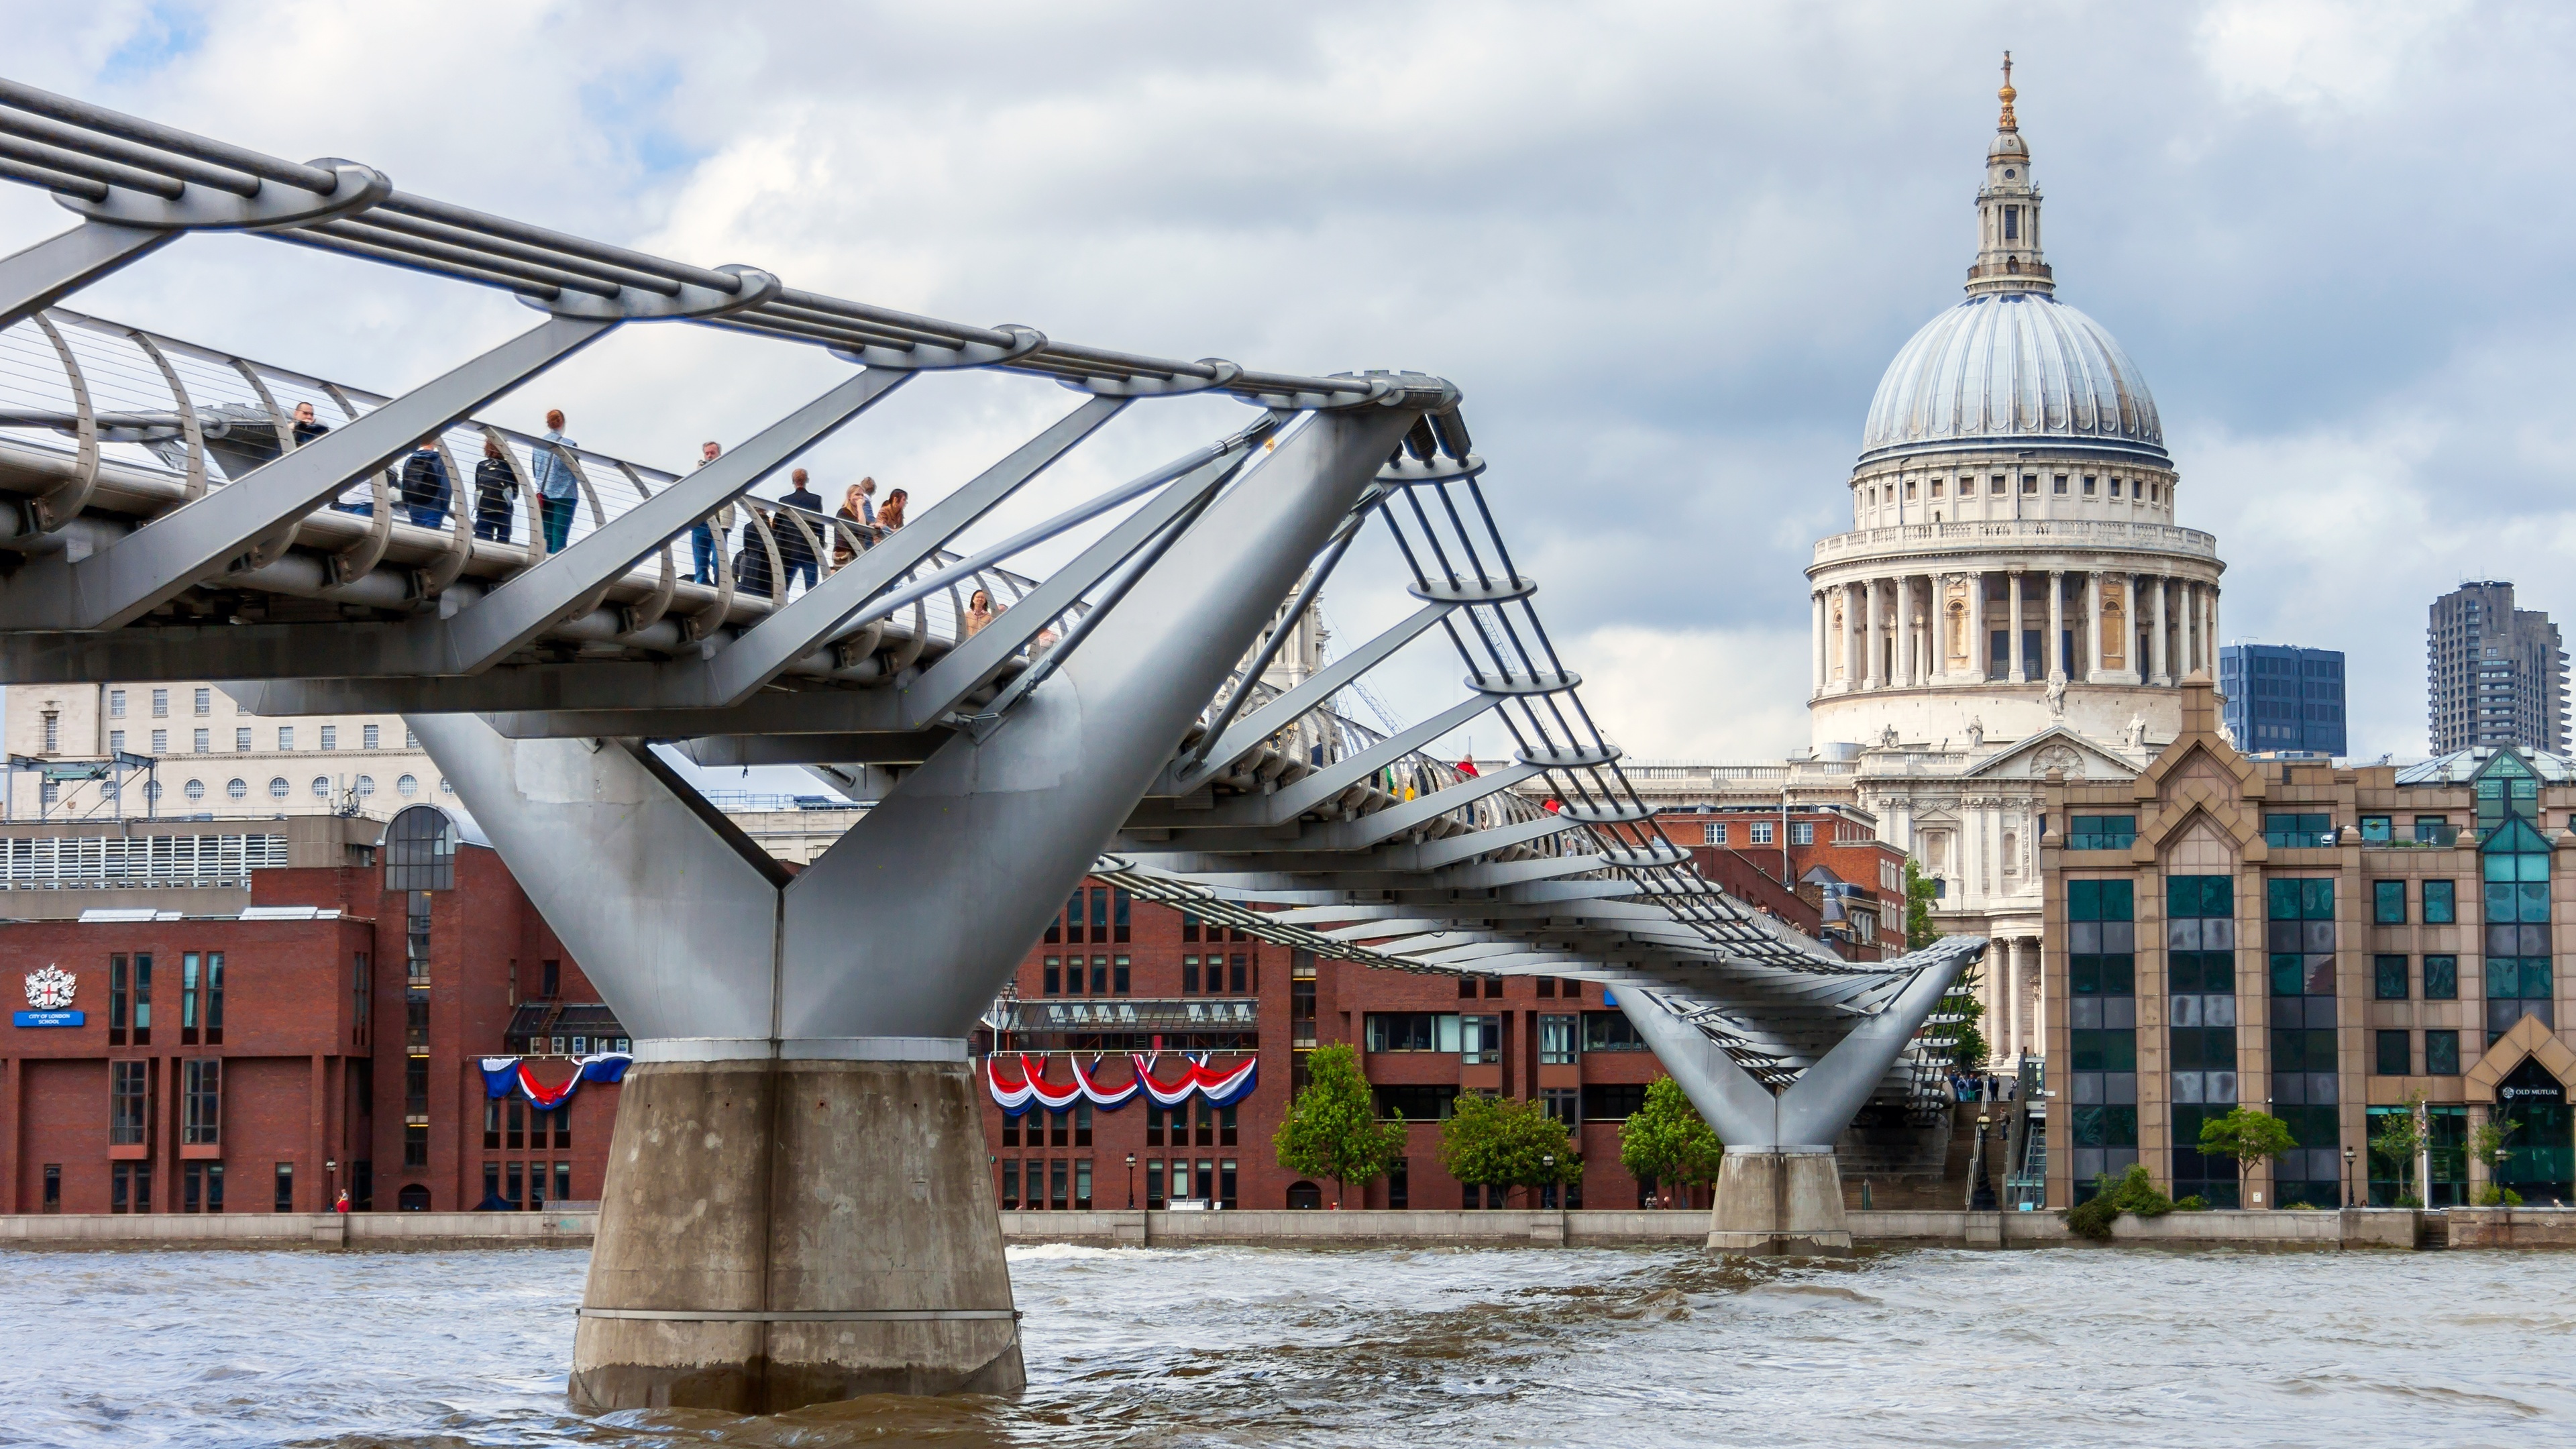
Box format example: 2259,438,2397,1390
1613,945,1978,1257
407,402,1421,1413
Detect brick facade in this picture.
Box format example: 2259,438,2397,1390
0,833,624,1216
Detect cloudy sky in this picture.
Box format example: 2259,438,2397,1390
1,0,2563,765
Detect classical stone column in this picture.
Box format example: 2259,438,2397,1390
1865,576,1884,690
2207,586,2222,667
2008,571,2026,682
1900,575,1919,687
2183,583,2200,677
2084,570,2104,683
1968,570,1989,682
1811,591,1826,696
2152,574,2171,686
2045,569,2065,683
1842,582,1860,692
2006,938,2025,1060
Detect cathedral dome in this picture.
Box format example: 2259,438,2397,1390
1858,291,2164,465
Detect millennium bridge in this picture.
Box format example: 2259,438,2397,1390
0,76,1983,1412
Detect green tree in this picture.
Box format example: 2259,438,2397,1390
2368,1098,2430,1207
1618,1077,1724,1206
1931,962,1988,1072
1272,1044,1407,1207
1439,1093,1582,1207
2067,1163,2177,1240
2197,1106,2296,1200
1903,859,1941,951
2469,1117,2519,1205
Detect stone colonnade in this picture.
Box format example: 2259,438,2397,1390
1811,568,2218,694
1983,934,2045,1065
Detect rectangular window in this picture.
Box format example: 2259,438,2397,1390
1001,1114,1020,1148
190,728,207,753
110,953,128,1044
2082,476,2097,496
1051,1160,1069,1210
1541,1087,1580,1129
2068,877,2141,1201
1042,957,1060,995
1144,1159,1164,1208
277,726,293,751
1091,956,1108,994
1230,954,1248,993
1790,821,1814,845
1074,1159,1093,1210
1113,955,1130,994
132,951,152,1044
193,686,210,715
506,1097,525,1150
2427,1029,2461,1076
152,687,168,717
2263,813,2334,848
2375,1030,2411,1078
1074,1102,1093,1148
182,952,201,1042
2053,475,2068,494
363,724,380,750
108,729,124,755
42,1165,60,1214
1375,1084,1459,1122
183,1161,223,1214
1000,1161,1020,1209
109,688,125,718
2373,880,2406,924
2359,816,2393,843
182,1059,221,1145
1750,822,1774,845
484,1100,501,1150
2265,877,2343,1207
403,1122,429,1168
1580,1012,1648,1053
1364,1012,1460,1053
1579,1083,1648,1120
2423,879,2456,923
506,1162,524,1209
274,1162,294,1213
1703,821,1725,845
1179,910,1197,944
235,727,251,751
1090,888,1108,944
1460,1014,1503,1066
2414,816,2455,845
2375,955,2410,1000
2068,816,2138,851
111,1060,147,1145
150,729,166,753
112,1162,152,1214
2003,205,2019,239
1538,1014,1578,1065
41,711,58,753
1113,888,1131,944
2424,954,2459,999
320,725,337,750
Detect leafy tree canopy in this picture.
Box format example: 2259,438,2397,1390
1619,1077,1724,1199
1273,1044,1407,1202
1439,1093,1580,1205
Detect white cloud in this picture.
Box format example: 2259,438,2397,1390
2195,0,2467,115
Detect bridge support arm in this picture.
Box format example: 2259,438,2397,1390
0,221,177,331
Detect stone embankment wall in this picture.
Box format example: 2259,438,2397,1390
1,1205,2561,1250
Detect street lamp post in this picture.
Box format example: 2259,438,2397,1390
2344,1146,2356,1208
1126,1152,1137,1210
325,1157,337,1212
1969,1112,1998,1212
1542,1153,1556,1211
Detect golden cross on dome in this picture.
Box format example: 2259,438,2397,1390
1999,51,2018,130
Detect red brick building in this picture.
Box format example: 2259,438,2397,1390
0,806,626,1216
977,881,1690,1214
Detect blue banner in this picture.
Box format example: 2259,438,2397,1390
13,1010,83,1028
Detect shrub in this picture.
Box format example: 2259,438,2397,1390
2064,1165,2176,1240
2174,1194,2208,1212
2475,1185,2524,1207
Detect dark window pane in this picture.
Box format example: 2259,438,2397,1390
2425,955,2459,1000
2375,955,2409,1001
2423,880,2456,924
2375,1030,2410,1077
2373,880,2405,924
2427,1030,2461,1076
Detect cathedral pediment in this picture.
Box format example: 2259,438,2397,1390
1954,725,2141,782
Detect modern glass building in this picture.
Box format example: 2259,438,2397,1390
2218,643,2346,757
2043,678,2576,1210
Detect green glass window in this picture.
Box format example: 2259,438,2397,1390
2372,880,2406,924
2263,813,2334,848
2475,750,2539,833
2424,954,2459,999
2359,815,2394,843
2266,875,2341,1205
2375,1030,2410,1077
2479,806,2555,1042
2068,815,2137,851
2422,879,2455,924
2373,955,2409,1000
2426,1030,2461,1077
2066,877,2139,1200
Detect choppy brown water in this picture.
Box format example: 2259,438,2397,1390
8,1240,2573,1446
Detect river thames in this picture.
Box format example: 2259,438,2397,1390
8,1242,2571,1446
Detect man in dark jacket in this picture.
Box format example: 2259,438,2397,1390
400,439,451,529
777,467,824,594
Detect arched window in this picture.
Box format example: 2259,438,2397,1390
439,777,453,794
182,780,205,802
396,774,419,798
384,804,459,892
1286,1181,1323,1210
311,776,331,798
268,777,290,800
226,778,247,800
396,1183,431,1212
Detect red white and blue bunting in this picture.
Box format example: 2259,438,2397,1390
987,1053,1256,1116
477,1053,633,1110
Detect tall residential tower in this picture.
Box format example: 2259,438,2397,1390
2428,582,2568,754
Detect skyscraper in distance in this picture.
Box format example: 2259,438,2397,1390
2217,643,2345,756
2426,582,2569,754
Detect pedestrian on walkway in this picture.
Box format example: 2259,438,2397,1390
399,438,451,529
877,487,907,532
473,436,517,543
687,440,731,583
833,479,875,568
964,586,1000,639
735,505,775,597
530,409,580,553
777,468,823,594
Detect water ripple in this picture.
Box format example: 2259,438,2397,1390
1,1244,2569,1446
